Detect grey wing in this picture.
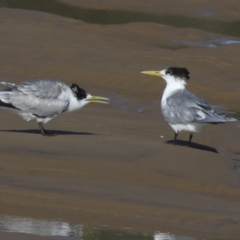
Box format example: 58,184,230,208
1,80,70,117
162,90,231,124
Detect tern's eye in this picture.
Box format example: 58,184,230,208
166,70,171,75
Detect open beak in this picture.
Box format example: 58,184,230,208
141,71,163,77
86,95,109,104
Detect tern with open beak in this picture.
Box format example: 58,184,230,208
0,79,109,136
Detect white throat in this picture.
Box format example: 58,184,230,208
161,76,186,103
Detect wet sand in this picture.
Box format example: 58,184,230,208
0,1,240,239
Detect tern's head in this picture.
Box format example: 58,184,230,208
141,67,190,86
70,83,109,107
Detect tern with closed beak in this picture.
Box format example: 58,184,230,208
0,79,109,136
141,67,237,146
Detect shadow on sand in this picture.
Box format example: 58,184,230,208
165,140,218,153
0,129,96,136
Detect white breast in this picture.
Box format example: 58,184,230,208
169,122,205,133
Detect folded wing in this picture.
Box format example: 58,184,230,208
0,80,70,117
162,89,236,124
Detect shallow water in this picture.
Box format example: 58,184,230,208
1,0,240,37
0,215,199,240
171,37,240,48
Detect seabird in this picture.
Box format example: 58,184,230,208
0,79,109,136
141,67,237,145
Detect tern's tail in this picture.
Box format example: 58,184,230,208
225,117,237,122
1,82,17,91
209,105,238,122
0,82,16,106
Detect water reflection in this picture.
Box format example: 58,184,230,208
1,0,240,37
0,215,199,240
0,215,82,237
154,232,195,240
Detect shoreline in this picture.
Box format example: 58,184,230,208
0,2,239,239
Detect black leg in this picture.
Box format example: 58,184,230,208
38,123,55,136
188,133,193,146
174,132,178,145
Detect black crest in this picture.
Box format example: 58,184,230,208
165,67,190,80
70,83,87,100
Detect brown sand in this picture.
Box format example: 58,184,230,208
0,1,240,239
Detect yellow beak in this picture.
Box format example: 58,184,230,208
86,95,109,104
141,71,163,77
